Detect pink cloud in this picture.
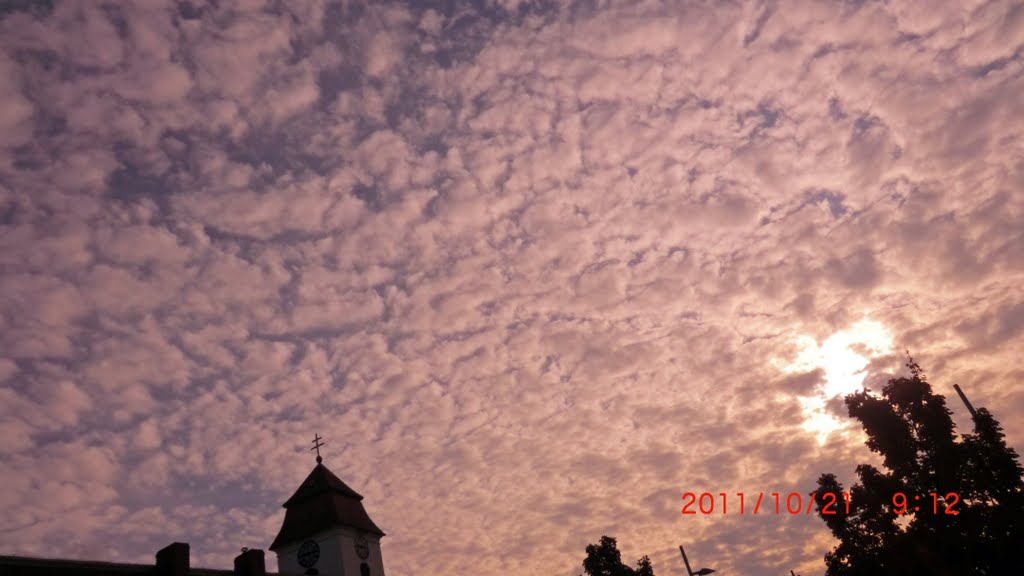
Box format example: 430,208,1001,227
1,1,1022,575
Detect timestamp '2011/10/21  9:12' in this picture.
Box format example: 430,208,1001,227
680,491,961,516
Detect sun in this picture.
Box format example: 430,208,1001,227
776,319,894,443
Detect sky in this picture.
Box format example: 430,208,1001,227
1,0,1023,574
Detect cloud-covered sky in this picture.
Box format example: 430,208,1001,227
2,0,1023,574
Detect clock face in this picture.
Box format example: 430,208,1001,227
355,535,370,560
297,540,320,568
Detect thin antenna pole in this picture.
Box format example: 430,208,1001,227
952,384,978,418
679,545,694,576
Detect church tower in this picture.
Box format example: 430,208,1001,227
270,436,386,576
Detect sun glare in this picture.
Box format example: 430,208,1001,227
777,319,894,443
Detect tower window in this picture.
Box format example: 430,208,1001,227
360,562,370,576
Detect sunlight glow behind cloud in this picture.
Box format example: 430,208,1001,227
780,319,895,443
796,319,894,397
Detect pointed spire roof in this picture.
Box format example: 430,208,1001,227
282,462,364,506
269,462,385,551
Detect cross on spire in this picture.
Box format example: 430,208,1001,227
311,434,325,464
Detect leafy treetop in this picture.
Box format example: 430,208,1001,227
814,355,1024,575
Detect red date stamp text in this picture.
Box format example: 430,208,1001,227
681,491,960,516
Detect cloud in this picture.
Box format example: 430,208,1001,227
1,1,1022,575
0,53,34,152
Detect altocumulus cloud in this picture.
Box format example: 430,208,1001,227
1,1,1023,574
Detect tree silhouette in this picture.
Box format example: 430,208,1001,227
581,536,655,576
813,355,1024,575
635,555,654,576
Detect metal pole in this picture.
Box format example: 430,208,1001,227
952,384,978,418
679,545,694,576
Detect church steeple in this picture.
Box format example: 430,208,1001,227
270,436,386,576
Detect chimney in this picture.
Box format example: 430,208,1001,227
234,548,266,576
156,543,190,576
